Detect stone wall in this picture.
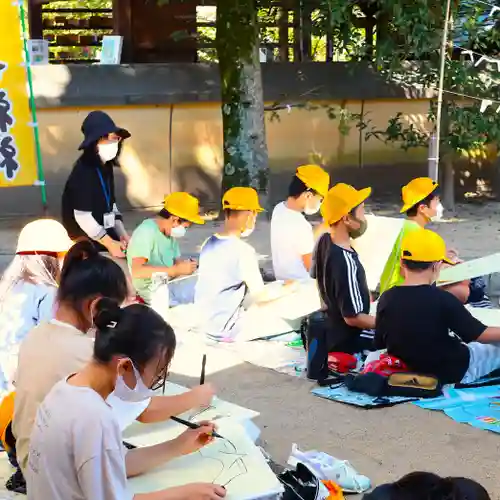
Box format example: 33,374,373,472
2,62,492,217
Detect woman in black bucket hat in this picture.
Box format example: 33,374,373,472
61,110,131,258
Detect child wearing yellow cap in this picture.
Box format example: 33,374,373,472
375,229,500,384
310,183,376,354
270,165,330,280
379,177,492,308
379,177,442,294
195,187,292,341
127,192,205,306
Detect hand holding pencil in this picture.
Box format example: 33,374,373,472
171,420,218,455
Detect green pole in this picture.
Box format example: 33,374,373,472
18,0,48,213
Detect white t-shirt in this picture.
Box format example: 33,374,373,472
0,281,56,399
271,202,315,280
27,379,133,500
194,234,264,340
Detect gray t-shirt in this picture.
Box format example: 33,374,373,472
26,379,133,500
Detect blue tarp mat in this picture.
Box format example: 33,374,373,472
311,385,416,408
312,375,500,410
415,384,500,434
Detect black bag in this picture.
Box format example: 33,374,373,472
278,463,326,500
345,372,443,399
304,312,330,381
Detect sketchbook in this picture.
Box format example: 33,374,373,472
128,422,283,500
438,253,500,286
267,280,321,322
352,215,405,291
119,382,259,435
464,305,500,327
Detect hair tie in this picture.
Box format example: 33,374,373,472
107,321,117,329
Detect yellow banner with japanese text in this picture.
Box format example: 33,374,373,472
0,1,38,187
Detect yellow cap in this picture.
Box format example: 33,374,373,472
163,192,205,224
400,177,438,213
16,219,73,254
321,183,371,225
222,187,264,212
402,229,453,264
295,164,330,197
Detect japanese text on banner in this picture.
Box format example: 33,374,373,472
0,1,38,187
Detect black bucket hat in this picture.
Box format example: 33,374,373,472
78,110,131,150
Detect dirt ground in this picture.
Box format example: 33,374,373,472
1,202,500,499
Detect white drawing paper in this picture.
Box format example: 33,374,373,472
121,382,259,436
352,215,405,291
128,422,283,500
438,253,500,286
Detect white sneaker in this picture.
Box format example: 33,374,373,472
287,444,371,493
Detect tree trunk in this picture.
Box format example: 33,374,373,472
216,0,270,208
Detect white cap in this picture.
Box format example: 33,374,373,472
16,219,73,254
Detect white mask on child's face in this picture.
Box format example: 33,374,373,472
304,194,322,215
114,360,155,403
431,202,444,222
241,226,255,238
170,225,187,239
241,215,256,238
98,142,119,163
304,201,321,215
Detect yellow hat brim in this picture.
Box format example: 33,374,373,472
224,204,265,212
400,201,418,213
356,187,372,207
400,186,436,213
296,173,328,197
169,209,205,225
326,187,372,224
185,214,205,225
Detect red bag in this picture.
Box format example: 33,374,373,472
327,352,357,373
363,353,408,376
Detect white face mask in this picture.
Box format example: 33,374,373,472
241,215,256,238
304,199,321,215
241,227,254,238
170,225,186,239
97,142,119,163
431,202,444,222
114,361,155,403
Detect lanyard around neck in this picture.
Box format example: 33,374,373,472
96,168,111,211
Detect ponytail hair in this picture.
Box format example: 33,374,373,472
93,299,176,389
58,240,128,315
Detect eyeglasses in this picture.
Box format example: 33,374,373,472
150,362,170,392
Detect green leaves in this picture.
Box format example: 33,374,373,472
323,0,500,164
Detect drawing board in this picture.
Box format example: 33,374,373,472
267,280,321,322
239,280,321,340
117,382,259,433
438,253,500,286
352,215,404,291
464,305,500,327
128,422,283,500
